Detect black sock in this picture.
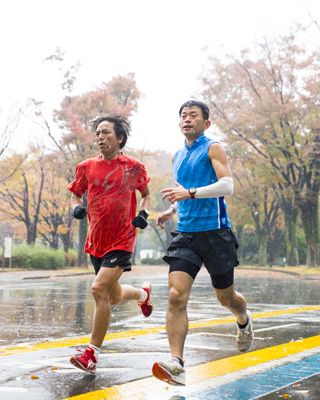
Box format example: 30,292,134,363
237,316,249,329
173,357,184,367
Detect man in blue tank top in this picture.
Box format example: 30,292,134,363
152,100,254,386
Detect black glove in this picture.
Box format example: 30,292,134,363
132,210,149,229
72,205,87,220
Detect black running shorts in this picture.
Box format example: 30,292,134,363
164,228,239,287
90,250,132,275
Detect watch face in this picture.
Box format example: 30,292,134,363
189,188,196,194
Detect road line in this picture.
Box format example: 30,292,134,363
254,323,299,332
62,335,320,400
0,305,319,357
183,353,320,399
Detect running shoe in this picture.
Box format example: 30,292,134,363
152,358,186,386
138,282,153,317
70,347,97,374
236,311,254,352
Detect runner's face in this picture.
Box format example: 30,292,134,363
179,106,209,141
96,121,123,159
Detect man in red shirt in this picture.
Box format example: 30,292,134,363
68,115,152,374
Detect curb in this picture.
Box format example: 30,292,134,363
22,272,93,280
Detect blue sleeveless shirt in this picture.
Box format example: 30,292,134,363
173,133,231,232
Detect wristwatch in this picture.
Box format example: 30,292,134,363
188,187,197,200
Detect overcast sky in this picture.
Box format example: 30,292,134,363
0,0,319,154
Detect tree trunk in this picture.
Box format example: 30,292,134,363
77,216,88,267
300,192,319,268
235,225,244,265
284,210,299,266
267,228,284,267
27,222,37,245
258,234,268,267
149,220,167,253
77,195,88,267
60,209,73,253
25,167,44,245
277,191,299,267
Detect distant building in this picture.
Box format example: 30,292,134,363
140,249,164,259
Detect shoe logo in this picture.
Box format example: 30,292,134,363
87,359,97,370
110,257,117,263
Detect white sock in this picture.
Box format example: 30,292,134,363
89,344,101,360
138,288,147,303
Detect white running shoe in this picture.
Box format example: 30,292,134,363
152,358,186,386
236,311,254,352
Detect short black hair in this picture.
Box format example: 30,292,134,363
179,100,210,121
93,114,130,149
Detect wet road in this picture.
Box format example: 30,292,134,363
0,266,319,399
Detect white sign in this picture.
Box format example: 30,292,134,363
4,237,12,258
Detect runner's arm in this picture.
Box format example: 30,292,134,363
71,192,84,209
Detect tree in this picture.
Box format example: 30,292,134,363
201,26,320,266
228,148,281,266
38,51,142,265
0,149,45,244
0,102,31,161
38,156,71,250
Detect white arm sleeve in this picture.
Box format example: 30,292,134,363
195,176,234,199
169,202,178,211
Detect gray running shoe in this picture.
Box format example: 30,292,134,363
152,358,186,386
236,311,254,352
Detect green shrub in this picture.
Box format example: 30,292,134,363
140,257,166,265
11,244,66,270
242,254,259,266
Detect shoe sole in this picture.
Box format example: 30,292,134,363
152,362,185,386
70,356,96,374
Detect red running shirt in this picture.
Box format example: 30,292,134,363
67,154,150,257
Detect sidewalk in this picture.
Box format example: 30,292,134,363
0,265,319,281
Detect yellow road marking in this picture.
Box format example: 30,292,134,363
62,335,320,400
1,305,319,357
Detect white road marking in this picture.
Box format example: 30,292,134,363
0,387,28,393
255,323,299,332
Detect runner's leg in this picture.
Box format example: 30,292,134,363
166,270,193,360
214,284,248,324
90,266,123,348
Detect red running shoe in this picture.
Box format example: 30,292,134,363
70,347,97,374
138,282,153,317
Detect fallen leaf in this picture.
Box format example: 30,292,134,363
51,367,58,370
31,375,39,380
282,395,290,398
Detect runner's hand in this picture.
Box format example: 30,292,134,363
132,210,148,229
156,208,175,230
72,205,87,219
161,182,189,203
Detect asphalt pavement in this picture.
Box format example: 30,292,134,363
0,266,319,400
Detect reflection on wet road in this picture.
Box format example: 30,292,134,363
0,267,319,399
